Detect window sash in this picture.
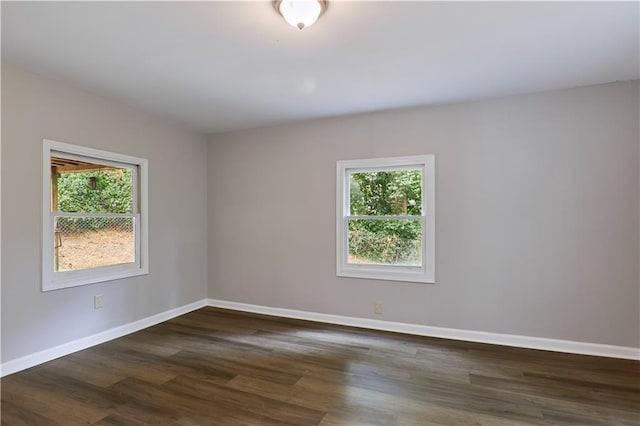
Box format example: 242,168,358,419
345,165,426,217
52,212,135,218
345,215,424,220
51,213,140,268
51,151,139,215
343,216,426,269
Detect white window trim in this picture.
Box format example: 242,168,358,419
336,155,435,284
42,139,149,291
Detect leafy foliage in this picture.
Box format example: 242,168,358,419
350,170,422,216
58,169,132,213
348,169,423,265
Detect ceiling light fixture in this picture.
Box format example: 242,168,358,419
274,0,327,30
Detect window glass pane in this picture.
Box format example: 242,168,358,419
52,157,133,214
348,218,422,266
54,216,135,271
349,169,422,216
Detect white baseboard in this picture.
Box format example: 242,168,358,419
206,299,640,361
3,297,637,377
0,299,207,377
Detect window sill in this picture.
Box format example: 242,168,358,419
337,267,434,284
43,264,148,292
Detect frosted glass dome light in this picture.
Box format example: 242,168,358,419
274,0,327,30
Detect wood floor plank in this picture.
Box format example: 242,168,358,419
67,345,180,386
295,372,546,424
162,374,326,425
39,354,126,388
466,377,640,425
1,374,108,424
469,372,640,413
0,399,61,426
169,349,304,386
107,377,283,425
2,307,638,425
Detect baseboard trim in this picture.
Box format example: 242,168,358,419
0,299,207,377
206,299,640,361
3,297,636,377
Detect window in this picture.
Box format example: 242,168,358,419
336,155,435,283
42,139,148,291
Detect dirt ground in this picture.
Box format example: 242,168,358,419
57,229,134,271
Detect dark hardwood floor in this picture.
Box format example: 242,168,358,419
1,307,639,425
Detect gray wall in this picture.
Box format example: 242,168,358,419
1,65,208,362
207,81,640,348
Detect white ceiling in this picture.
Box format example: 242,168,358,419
2,1,638,134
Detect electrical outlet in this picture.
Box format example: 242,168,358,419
94,294,104,309
374,302,383,315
